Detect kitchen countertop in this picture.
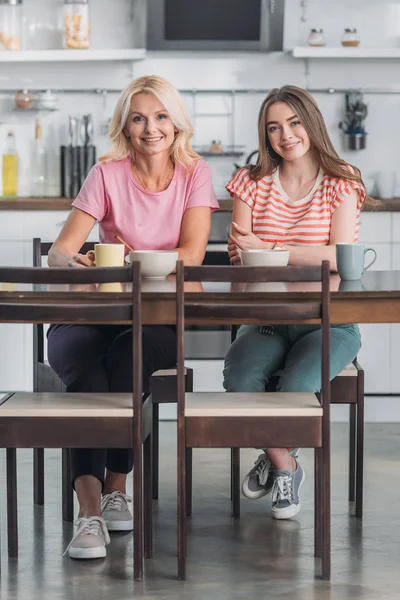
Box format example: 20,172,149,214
0,197,399,211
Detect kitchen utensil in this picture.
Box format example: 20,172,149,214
114,233,135,252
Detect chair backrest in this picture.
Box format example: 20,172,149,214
176,261,331,419
0,261,143,416
32,237,98,390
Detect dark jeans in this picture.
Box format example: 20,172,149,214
47,324,177,489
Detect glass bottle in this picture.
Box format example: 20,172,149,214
308,28,326,47
2,131,18,197
341,28,360,47
0,0,23,51
63,0,90,49
31,117,46,197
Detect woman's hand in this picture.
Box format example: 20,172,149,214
228,221,273,257
68,252,95,268
227,239,242,264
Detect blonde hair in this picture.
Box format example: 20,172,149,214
249,85,372,204
99,75,200,169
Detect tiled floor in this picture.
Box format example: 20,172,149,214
1,422,399,600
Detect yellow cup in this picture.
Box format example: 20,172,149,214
94,243,125,267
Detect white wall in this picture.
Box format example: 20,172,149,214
0,0,400,199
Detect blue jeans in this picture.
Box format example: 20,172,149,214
223,324,361,393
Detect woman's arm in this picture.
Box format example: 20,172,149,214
228,196,273,263
287,189,358,270
48,207,97,267
175,206,212,265
228,190,358,270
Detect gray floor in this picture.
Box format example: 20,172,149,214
1,423,399,600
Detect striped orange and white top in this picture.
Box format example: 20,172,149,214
226,166,366,246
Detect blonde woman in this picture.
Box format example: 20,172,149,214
224,85,364,520
48,75,218,559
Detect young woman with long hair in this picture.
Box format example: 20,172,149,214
47,75,218,558
224,85,363,520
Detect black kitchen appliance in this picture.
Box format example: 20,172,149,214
147,0,284,51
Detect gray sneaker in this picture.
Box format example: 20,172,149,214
64,516,110,559
101,491,133,531
242,449,300,500
271,462,305,520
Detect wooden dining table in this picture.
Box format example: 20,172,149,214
1,270,400,325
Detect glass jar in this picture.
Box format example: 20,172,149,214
63,0,90,50
0,0,23,51
308,28,326,47
341,28,360,47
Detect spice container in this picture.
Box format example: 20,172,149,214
308,28,326,47
63,0,90,49
0,0,23,51
15,89,33,109
341,28,360,47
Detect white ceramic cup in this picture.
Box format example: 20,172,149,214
94,243,125,267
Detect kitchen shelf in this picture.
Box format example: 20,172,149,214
292,47,400,59
12,107,58,112
0,49,146,62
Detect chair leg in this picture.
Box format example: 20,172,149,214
152,403,159,500
348,404,356,503
355,390,364,519
134,445,143,581
185,448,192,517
62,449,74,522
231,448,240,519
178,440,186,579
321,442,331,580
7,448,18,558
314,448,322,558
144,434,153,559
33,448,44,505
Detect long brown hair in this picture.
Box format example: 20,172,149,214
249,85,373,204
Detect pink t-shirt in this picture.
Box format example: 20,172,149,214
72,158,219,250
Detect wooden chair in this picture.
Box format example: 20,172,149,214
0,262,150,580
32,238,194,520
176,262,332,580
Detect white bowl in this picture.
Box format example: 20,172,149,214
241,249,289,267
128,250,178,279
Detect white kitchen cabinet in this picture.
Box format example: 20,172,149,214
391,214,400,243
358,213,391,244
390,245,400,393
357,214,392,394
0,211,98,392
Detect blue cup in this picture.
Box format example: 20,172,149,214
336,243,377,281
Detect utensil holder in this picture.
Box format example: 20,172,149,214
343,133,367,151
60,145,96,198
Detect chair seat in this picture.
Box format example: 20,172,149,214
152,368,187,377
0,392,135,417
338,363,358,377
274,363,357,379
185,392,322,417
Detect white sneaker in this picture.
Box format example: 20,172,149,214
64,516,110,559
101,491,133,532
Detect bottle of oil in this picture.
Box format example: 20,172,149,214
31,117,46,196
2,131,18,197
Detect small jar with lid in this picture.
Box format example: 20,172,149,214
341,28,360,47
63,0,90,50
0,0,24,51
308,28,326,47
